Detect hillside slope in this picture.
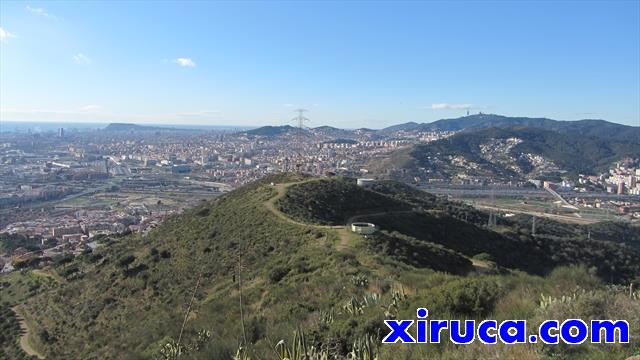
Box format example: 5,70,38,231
371,126,640,180
3,174,640,359
381,114,640,142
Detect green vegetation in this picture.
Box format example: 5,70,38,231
0,270,57,359
383,114,640,143
0,303,34,360
375,125,640,179
0,234,42,255
508,214,640,249
276,177,408,225
366,231,473,275
2,174,640,359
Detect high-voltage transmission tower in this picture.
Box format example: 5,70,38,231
291,109,310,172
293,108,310,147
293,108,309,130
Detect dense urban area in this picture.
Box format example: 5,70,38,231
1,118,639,274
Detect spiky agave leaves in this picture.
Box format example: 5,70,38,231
155,329,212,360
273,329,329,360
347,333,380,360
234,345,252,360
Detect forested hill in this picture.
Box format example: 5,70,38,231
371,126,640,180
381,114,640,142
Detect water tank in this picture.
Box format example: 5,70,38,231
350,222,376,235
357,178,376,188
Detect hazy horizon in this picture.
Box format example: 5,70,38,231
1,111,639,131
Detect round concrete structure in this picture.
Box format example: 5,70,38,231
350,222,376,235
357,178,376,188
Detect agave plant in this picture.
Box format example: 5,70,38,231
361,292,380,307
273,330,329,360
190,329,211,352
539,288,594,310
351,274,369,288
234,345,252,360
347,333,380,360
384,288,407,319
155,329,212,359
343,296,365,315
156,341,184,360
319,309,335,325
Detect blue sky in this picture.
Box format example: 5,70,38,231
1,1,639,128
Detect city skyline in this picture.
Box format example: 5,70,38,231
1,1,639,128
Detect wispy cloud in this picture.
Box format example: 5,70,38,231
0,27,17,41
431,103,473,110
174,58,196,67
79,105,102,112
73,53,92,65
26,5,55,18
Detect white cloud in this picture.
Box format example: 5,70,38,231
0,27,17,41
79,105,102,112
174,58,196,67
26,5,54,18
73,53,92,65
431,103,473,110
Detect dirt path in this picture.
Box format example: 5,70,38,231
264,179,351,249
346,210,414,224
264,180,419,251
265,180,504,276
12,307,45,359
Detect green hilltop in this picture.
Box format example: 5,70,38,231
2,174,640,359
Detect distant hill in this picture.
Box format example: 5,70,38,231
240,114,638,145
372,126,640,180
381,114,640,142
379,121,421,133
6,174,640,359
310,125,358,139
243,125,300,137
243,125,367,140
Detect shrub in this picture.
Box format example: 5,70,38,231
427,277,504,317
117,254,136,268
268,266,291,283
